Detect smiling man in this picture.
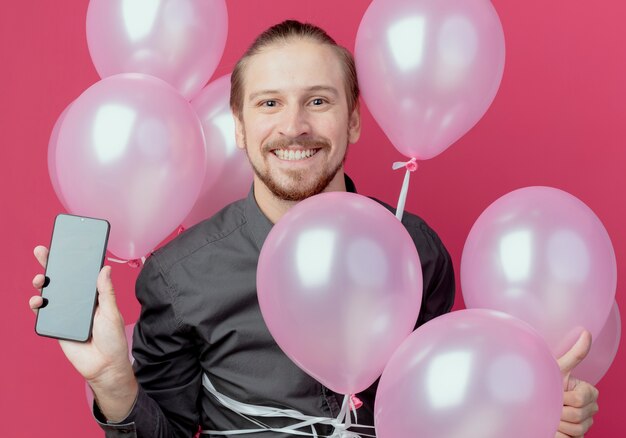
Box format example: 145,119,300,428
231,27,361,219
31,20,597,438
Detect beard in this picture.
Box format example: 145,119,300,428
245,134,346,202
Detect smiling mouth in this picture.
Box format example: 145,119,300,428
272,148,320,161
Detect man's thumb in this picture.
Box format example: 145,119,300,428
557,330,592,376
96,266,117,306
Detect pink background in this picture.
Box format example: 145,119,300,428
1,0,623,436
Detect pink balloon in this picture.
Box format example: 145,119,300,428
355,0,505,160
573,301,621,385
56,73,206,260
375,309,563,438
183,75,253,228
86,0,228,100
461,187,617,357
85,323,135,409
257,192,423,395
48,103,72,210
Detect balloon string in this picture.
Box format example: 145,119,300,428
107,256,145,268
392,158,418,221
349,395,362,424
200,374,375,437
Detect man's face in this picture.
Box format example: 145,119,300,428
234,39,361,202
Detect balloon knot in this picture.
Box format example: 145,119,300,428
177,225,186,235
392,157,418,172
127,259,142,268
405,157,418,172
350,395,363,410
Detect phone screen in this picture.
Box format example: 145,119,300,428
35,214,110,342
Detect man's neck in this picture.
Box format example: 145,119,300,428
253,170,347,224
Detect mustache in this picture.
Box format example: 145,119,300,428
264,136,331,152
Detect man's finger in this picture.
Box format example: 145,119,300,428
558,330,592,375
563,382,599,408
558,417,593,437
561,403,599,423
32,273,46,290
34,246,49,269
29,295,44,315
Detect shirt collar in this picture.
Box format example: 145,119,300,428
243,185,274,252
344,174,357,193
243,175,358,252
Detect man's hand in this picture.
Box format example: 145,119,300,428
555,330,600,438
30,245,138,422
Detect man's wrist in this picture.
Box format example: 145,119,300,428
88,362,139,422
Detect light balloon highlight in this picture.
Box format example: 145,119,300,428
355,0,505,160
257,192,423,395
55,73,206,260
375,309,563,438
461,187,617,357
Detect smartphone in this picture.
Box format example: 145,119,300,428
35,214,110,342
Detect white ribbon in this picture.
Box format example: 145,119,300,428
392,158,418,222
201,374,375,437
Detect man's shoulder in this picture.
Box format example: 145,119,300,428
368,196,447,256
147,199,249,271
369,196,428,232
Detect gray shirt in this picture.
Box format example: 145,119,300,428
96,178,455,437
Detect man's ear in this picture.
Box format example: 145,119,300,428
233,113,246,150
348,104,361,144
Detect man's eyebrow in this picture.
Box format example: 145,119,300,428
247,86,339,102
248,90,280,102
305,85,339,96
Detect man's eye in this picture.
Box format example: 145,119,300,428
262,100,277,107
311,98,325,106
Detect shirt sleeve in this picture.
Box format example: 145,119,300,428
93,386,169,437
95,253,203,438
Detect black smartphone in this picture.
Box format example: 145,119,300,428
35,213,110,342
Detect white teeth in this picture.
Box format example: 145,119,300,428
273,149,318,161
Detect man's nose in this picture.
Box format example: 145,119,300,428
278,105,311,138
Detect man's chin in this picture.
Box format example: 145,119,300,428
270,183,324,202
252,160,344,202
264,174,333,202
